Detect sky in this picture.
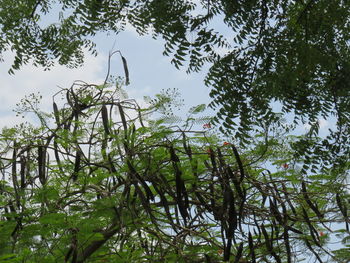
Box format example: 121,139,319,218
0,24,212,130
0,8,331,137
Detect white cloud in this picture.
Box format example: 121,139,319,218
303,119,329,131
0,51,108,129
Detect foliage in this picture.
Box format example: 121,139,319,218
0,0,349,165
0,80,349,262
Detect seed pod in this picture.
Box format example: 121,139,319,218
170,146,188,222
101,104,110,135
302,207,321,246
118,104,128,139
248,232,256,263
230,145,245,182
228,199,238,236
301,181,323,219
12,145,18,190
53,102,60,125
72,150,81,181
270,198,283,224
121,55,130,85
20,156,26,189
284,228,292,263
53,139,63,173
127,160,154,201
38,145,46,185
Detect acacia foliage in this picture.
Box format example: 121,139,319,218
0,80,349,262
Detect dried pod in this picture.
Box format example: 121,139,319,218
101,104,110,135
72,150,81,182
121,55,130,85
230,144,245,182
20,156,26,189
284,228,292,263
301,181,323,219
38,145,46,185
53,102,60,125
248,232,256,263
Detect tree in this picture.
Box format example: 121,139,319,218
0,0,349,163
0,76,349,262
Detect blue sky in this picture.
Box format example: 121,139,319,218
0,14,332,137
0,24,213,129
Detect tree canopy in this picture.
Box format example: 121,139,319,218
1,1,349,149
0,1,350,262
0,78,349,262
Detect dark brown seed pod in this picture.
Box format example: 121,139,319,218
20,156,25,189
72,150,81,182
248,232,256,263
101,104,110,135
53,139,63,173
121,55,130,85
270,198,283,224
228,195,238,236
301,181,323,219
118,104,128,139
169,146,189,222
230,145,245,182
53,102,60,125
302,207,321,246
127,160,154,201
38,145,46,185
11,145,19,191
284,228,292,263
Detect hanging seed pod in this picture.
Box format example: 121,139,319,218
11,145,18,191
101,104,110,135
227,191,238,236
53,102,60,126
302,207,321,246
226,166,244,199
121,55,130,85
283,228,292,263
118,104,128,140
270,198,283,224
20,156,26,189
127,160,154,201
248,232,256,263
230,145,245,182
72,150,81,182
281,182,297,216
301,181,323,219
53,139,63,173
38,145,46,185
169,146,189,222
